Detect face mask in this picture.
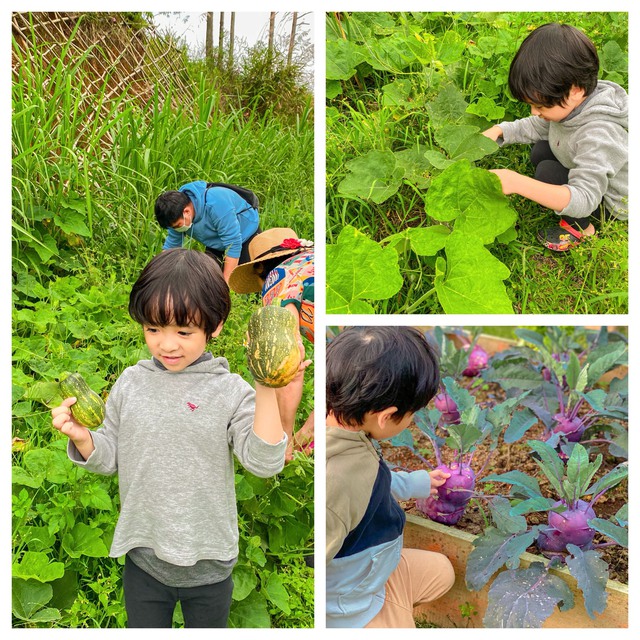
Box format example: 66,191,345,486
174,214,192,233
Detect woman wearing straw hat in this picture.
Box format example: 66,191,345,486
229,228,314,461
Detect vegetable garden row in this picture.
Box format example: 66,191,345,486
381,326,628,627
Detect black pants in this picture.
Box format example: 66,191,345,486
205,228,261,269
530,140,610,229
123,555,233,628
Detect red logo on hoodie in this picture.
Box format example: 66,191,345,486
186,402,199,412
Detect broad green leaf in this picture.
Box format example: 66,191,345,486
263,571,291,614
364,32,418,71
326,226,403,313
434,124,498,163
565,545,608,619
588,518,628,547
326,38,365,80
338,149,405,204
231,564,258,601
11,578,54,621
466,96,506,121
426,84,469,127
79,484,113,511
12,466,42,488
406,226,450,256
434,233,513,314
426,160,516,244
62,523,109,559
18,526,56,553
381,78,412,106
466,527,538,591
235,473,256,501
435,30,466,65
326,79,342,100
228,589,271,628
484,563,574,628
482,470,542,500
12,552,65,583
53,210,91,237
601,40,628,74
394,144,432,188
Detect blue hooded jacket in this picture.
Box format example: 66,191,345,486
162,180,259,257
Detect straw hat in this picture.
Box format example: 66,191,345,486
229,228,313,293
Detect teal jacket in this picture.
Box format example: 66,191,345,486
163,180,259,257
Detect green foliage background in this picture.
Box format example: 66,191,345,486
12,13,314,629
326,12,628,314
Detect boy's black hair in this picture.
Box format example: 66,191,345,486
326,326,440,426
129,249,231,338
508,23,599,107
155,191,190,228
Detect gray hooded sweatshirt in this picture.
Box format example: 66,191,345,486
68,354,286,567
498,80,628,220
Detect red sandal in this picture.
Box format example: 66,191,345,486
537,219,594,252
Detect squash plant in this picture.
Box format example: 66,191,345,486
468,441,628,628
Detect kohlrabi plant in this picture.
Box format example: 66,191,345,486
466,440,628,628
483,328,628,458
426,327,491,426
390,377,533,525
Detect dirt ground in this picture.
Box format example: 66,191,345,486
381,379,628,585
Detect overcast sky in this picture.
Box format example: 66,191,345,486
152,12,313,57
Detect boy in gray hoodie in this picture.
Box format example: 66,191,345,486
51,249,289,627
483,23,628,251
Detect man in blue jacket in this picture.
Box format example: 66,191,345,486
155,180,260,283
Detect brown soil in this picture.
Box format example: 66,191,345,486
381,379,628,584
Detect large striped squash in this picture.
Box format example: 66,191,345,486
59,372,105,428
246,306,301,388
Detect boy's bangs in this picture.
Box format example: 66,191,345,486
134,290,202,329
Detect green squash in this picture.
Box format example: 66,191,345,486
59,372,105,428
246,306,302,388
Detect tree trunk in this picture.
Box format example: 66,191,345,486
228,12,235,70
287,12,298,66
217,12,225,69
267,12,276,69
205,12,213,65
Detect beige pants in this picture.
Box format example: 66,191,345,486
365,548,455,628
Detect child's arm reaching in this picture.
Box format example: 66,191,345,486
489,169,572,212
51,397,96,460
390,467,450,501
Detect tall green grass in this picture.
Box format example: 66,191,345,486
12,17,314,629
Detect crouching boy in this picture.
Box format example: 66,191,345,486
325,326,455,628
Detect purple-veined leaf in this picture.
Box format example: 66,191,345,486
482,470,542,500
588,518,628,547
466,526,539,591
565,544,608,618
504,408,538,443
488,496,528,534
484,562,574,628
